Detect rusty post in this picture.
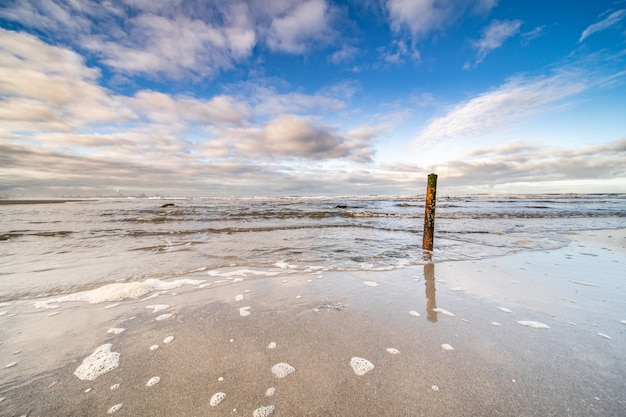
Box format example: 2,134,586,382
422,173,437,251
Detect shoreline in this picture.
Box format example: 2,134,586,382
1,229,624,416
0,199,87,205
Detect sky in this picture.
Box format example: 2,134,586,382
1,0,625,197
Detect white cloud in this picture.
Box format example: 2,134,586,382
579,9,626,42
264,0,336,53
415,71,587,143
385,0,498,39
467,19,522,68
330,45,359,64
1,0,340,79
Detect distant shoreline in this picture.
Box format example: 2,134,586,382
0,199,86,205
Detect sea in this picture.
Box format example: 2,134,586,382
1,194,625,302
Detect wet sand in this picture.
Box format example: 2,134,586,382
0,200,86,205
1,229,624,416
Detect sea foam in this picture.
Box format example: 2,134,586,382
210,392,226,406
517,321,550,329
271,362,295,378
350,357,374,376
74,344,120,381
34,278,205,309
253,405,275,417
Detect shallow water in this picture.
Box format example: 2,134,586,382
1,194,624,301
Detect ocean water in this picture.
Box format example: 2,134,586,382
1,194,624,301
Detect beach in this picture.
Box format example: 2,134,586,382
1,228,624,416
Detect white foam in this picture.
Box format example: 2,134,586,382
163,335,174,344
265,387,276,397
146,304,169,313
110,383,119,390
409,311,421,317
253,405,275,417
156,313,173,321
431,385,439,392
350,357,374,376
570,280,599,287
620,320,626,325
451,287,466,292
233,278,244,283
210,392,226,406
146,376,160,386
441,344,454,351
0,311,7,316
271,362,295,378
235,294,244,302
47,312,60,317
5,361,18,368
598,333,612,340
386,348,400,354
107,403,123,414
275,260,297,269
107,328,125,335
267,342,277,349
491,322,501,327
239,306,251,317
433,308,455,317
295,295,302,299
34,278,205,308
499,307,512,313
74,344,120,381
149,344,159,351
517,321,550,329
105,303,120,309
363,281,378,287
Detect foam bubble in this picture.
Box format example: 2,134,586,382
267,342,277,349
253,405,275,417
265,387,276,397
431,386,439,392
110,384,119,390
156,313,173,321
271,362,295,378
233,278,244,283
107,328,125,335
239,306,251,317
210,392,226,406
107,403,123,414
441,344,454,351
147,376,160,386
350,357,374,376
491,322,501,327
34,279,205,308
409,311,421,317
598,333,612,340
47,312,60,317
5,361,18,368
517,321,550,329
499,307,512,313
163,336,174,344
433,308,455,317
149,345,159,351
275,260,297,269
235,294,244,302
386,348,400,354
363,281,378,287
451,287,466,292
146,304,169,313
74,344,120,381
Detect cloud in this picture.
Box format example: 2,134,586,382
264,0,337,53
385,0,498,39
231,114,374,161
520,25,545,46
465,19,522,68
0,0,340,79
415,71,587,143
579,9,626,42
378,39,420,64
330,45,359,64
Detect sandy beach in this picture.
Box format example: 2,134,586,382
1,229,624,416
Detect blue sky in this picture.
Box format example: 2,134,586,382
1,0,625,197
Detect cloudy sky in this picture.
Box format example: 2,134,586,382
1,0,625,197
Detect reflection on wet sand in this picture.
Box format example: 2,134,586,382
424,257,437,323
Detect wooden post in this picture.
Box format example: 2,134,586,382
422,173,437,251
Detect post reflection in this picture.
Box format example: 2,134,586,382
424,255,437,323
